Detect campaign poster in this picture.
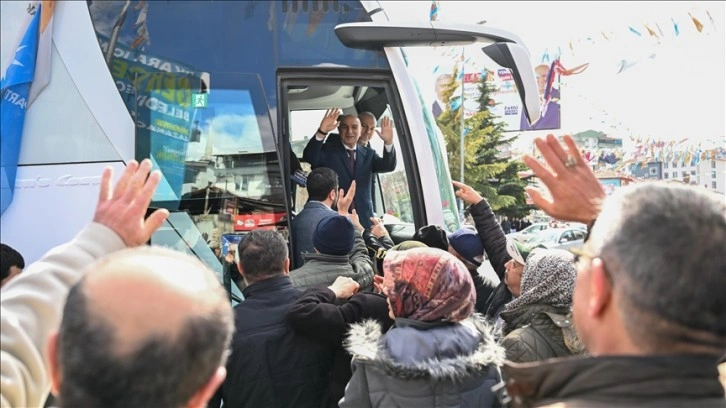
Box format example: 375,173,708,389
429,45,561,132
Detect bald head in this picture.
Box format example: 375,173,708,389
54,247,233,408
84,247,226,353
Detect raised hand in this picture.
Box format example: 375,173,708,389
336,181,357,214
345,209,365,233
522,134,605,224
369,217,388,238
452,180,484,206
328,276,360,299
378,117,394,145
319,108,341,133
373,275,384,293
92,159,169,247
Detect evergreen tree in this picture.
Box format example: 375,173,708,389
436,67,533,217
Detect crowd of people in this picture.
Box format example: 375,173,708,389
1,124,725,407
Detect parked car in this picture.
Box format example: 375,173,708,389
506,222,550,242
526,228,586,251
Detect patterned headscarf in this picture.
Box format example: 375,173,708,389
504,249,576,312
382,248,475,322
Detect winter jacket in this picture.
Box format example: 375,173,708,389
468,199,513,320
500,354,725,407
340,317,504,408
500,305,581,363
286,287,393,408
290,231,374,291
1,223,126,408
209,276,333,408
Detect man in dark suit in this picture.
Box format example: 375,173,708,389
302,109,396,230
291,167,338,268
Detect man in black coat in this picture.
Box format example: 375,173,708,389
209,230,333,408
286,277,393,408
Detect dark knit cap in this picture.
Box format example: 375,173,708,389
412,225,449,251
448,228,484,266
313,215,355,255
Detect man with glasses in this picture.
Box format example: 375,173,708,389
496,135,725,407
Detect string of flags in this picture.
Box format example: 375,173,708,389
557,7,715,73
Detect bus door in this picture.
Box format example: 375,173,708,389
134,72,288,304
279,72,427,267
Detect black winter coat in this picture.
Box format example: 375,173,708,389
286,287,393,408
468,199,513,319
209,276,333,408
501,355,725,407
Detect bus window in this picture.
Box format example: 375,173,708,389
136,72,286,301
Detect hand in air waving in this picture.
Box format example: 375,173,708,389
92,159,169,247
319,108,341,133
522,134,605,224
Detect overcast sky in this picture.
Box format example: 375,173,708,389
381,1,725,148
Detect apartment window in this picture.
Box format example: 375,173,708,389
664,162,668,169
664,173,669,179
690,170,696,176
672,161,678,168
712,160,717,169
713,181,718,189
673,172,678,178
682,171,688,178
712,170,718,178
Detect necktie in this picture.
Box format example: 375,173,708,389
346,149,356,211
346,149,356,176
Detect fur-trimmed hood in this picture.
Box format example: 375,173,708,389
344,315,504,382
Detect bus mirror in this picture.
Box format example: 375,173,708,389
482,43,541,126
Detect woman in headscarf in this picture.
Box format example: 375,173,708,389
499,249,584,363
340,248,504,408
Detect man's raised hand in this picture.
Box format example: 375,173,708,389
320,108,341,133
336,181,357,214
378,117,394,145
93,159,169,247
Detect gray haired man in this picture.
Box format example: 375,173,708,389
498,135,726,407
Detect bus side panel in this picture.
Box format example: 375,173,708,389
0,162,126,264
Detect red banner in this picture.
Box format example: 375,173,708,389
233,212,286,231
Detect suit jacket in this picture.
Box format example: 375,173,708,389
291,201,336,268
302,135,396,230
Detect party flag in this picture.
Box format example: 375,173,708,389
689,12,704,33
430,1,439,21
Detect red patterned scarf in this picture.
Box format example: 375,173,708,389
382,248,475,322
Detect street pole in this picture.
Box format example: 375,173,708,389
459,47,466,221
